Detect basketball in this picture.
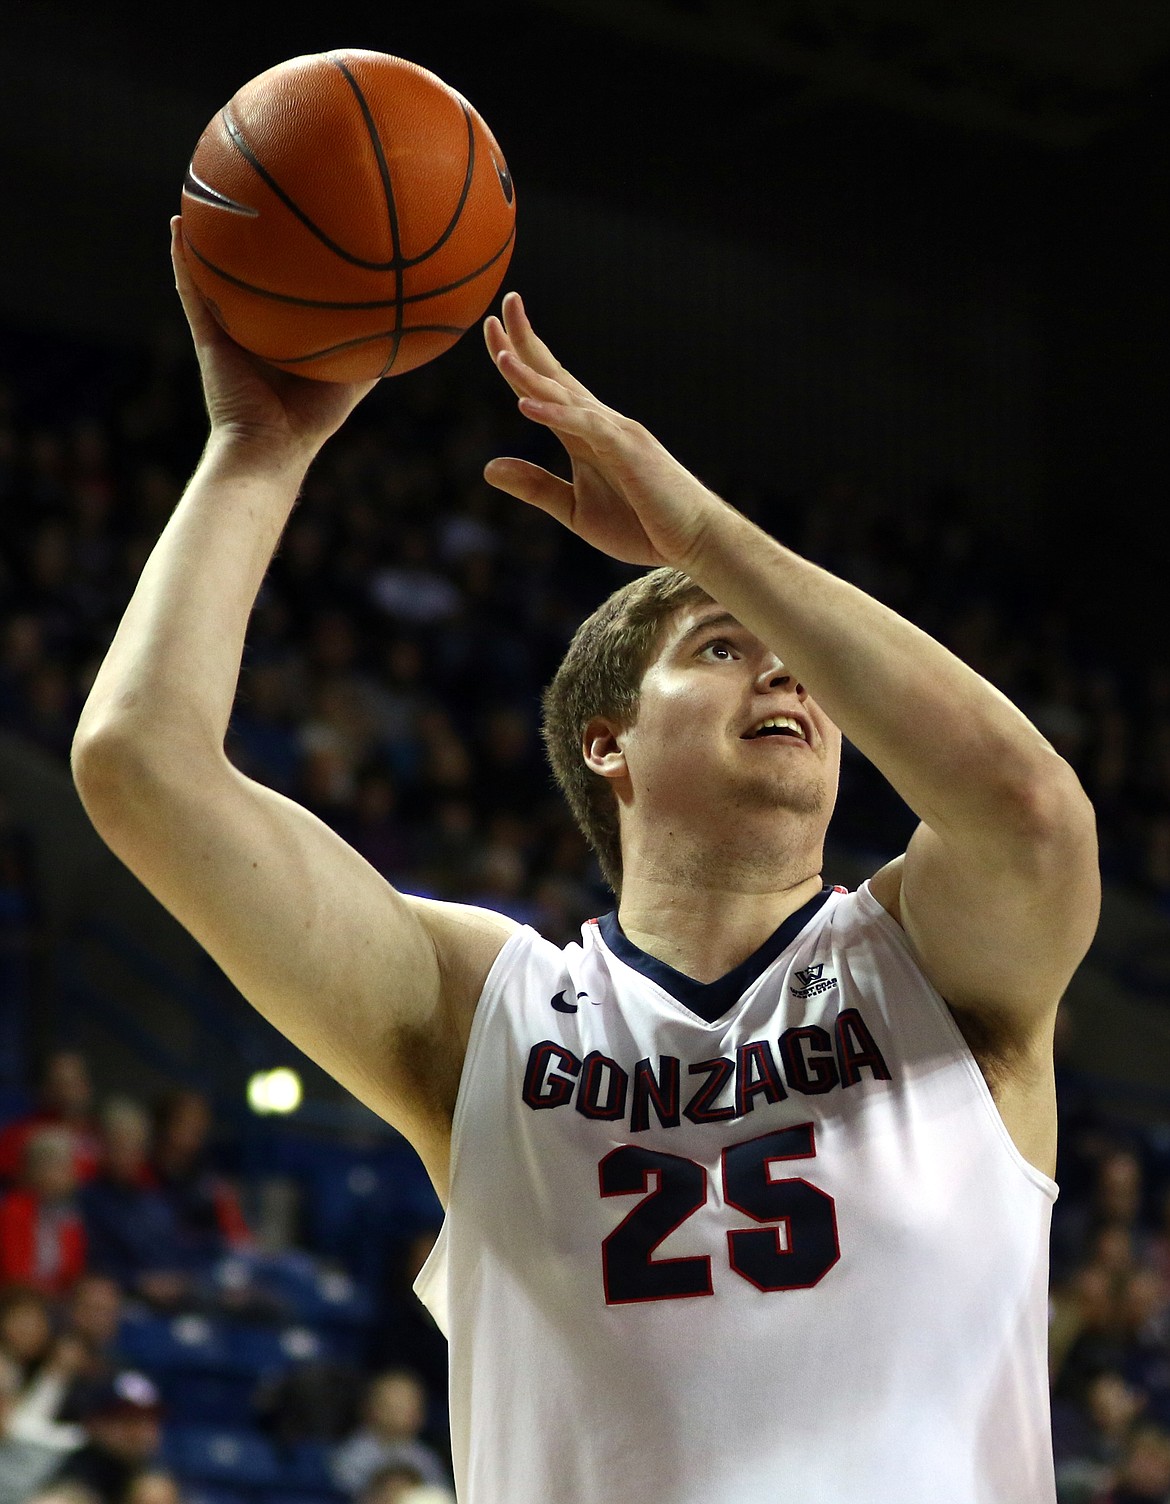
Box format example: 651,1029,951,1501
179,50,516,381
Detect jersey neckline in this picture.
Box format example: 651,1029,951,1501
596,886,834,1024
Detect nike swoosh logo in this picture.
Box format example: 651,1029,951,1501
551,990,589,1013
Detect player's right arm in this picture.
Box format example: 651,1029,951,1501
70,222,517,1197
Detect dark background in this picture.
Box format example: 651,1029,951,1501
2,0,1168,652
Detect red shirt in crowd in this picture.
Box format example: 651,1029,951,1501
0,1186,87,1293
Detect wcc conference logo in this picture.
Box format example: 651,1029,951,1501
790,963,838,999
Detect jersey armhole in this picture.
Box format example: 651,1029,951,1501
412,922,539,1332
852,881,1059,1204
447,922,539,1146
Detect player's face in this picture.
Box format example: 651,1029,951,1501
620,605,842,826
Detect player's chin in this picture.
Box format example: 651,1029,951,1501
732,769,829,817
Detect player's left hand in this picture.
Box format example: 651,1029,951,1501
483,293,724,568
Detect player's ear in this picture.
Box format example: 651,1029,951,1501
582,717,626,780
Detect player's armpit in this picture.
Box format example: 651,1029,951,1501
73,742,518,1189
869,761,1100,1041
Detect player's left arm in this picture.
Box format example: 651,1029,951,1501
481,292,1101,1041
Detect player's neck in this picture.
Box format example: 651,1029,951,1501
615,847,824,984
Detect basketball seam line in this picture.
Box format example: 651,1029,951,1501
326,54,405,375
219,109,397,272
181,225,516,311
217,85,476,276
326,55,480,273
273,324,468,364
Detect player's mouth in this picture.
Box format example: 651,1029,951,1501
740,713,811,744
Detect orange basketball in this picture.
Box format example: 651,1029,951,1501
179,50,516,381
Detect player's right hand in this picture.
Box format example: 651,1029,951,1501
483,292,726,571
171,217,377,465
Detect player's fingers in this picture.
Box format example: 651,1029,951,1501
501,292,596,399
493,348,574,407
515,395,625,454
482,313,514,365
171,219,227,349
483,457,575,525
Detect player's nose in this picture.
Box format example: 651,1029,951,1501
756,655,806,698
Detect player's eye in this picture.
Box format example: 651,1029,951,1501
700,638,736,660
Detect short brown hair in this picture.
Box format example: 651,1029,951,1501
541,567,711,896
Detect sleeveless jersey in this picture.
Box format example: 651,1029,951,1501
415,881,1058,1504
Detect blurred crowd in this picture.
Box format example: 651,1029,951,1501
2,325,1170,1502
0,1048,453,1504
0,329,1169,942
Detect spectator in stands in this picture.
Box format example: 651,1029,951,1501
0,1285,55,1383
1118,1269,1170,1425
358,1463,425,1504
2,1323,88,1453
149,1089,249,1264
0,1352,79,1504
0,1126,87,1292
332,1369,449,1496
1094,1225,1143,1286
56,1275,125,1423
0,1281,96,1446
1052,1369,1146,1504
121,1470,183,1504
24,1488,100,1504
254,1357,364,1446
1052,1264,1130,1403
1099,1423,1170,1503
51,1371,163,1504
64,1275,122,1365
0,1051,101,1185
1095,1150,1153,1254
79,1099,190,1308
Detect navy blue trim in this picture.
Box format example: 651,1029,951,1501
597,887,834,1024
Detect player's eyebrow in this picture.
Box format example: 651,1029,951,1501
673,611,742,651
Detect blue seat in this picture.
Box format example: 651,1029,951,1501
224,1322,327,1379
214,1250,373,1331
304,1145,441,1270
119,1312,232,1375
163,1425,281,1488
282,1439,335,1491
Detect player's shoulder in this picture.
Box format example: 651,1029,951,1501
817,865,913,955
401,892,583,997
402,892,524,933
864,856,905,925
397,895,520,1033
402,893,524,976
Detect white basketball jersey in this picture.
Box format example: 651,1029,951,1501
415,881,1058,1504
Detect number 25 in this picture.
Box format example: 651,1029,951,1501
599,1124,839,1305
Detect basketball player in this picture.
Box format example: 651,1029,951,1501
71,222,1100,1504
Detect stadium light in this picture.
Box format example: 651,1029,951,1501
247,1067,303,1115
